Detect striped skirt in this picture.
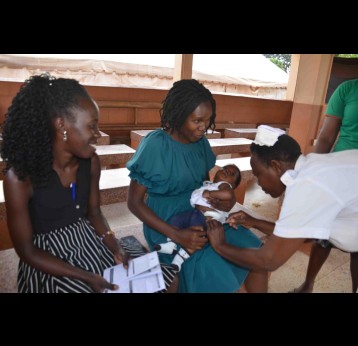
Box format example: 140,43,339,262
18,218,114,293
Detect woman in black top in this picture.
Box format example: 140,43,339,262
1,74,126,292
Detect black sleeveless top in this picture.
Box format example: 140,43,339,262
29,158,91,234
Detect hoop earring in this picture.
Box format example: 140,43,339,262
63,130,68,142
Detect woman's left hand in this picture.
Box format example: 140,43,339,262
206,219,226,250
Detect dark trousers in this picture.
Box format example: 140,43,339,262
169,209,207,230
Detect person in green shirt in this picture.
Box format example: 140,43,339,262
291,78,358,293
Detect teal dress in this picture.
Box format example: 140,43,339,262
126,129,262,293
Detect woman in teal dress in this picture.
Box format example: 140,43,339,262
126,79,268,292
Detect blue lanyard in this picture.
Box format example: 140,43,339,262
70,182,77,201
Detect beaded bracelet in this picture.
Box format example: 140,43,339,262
100,230,115,241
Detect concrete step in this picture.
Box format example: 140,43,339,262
95,144,135,167
101,202,142,235
99,168,130,205
98,131,110,145
101,202,146,247
0,248,18,292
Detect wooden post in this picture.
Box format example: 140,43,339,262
287,54,334,153
173,54,193,82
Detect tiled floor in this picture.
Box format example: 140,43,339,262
243,179,352,293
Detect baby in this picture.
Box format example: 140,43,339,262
154,164,241,271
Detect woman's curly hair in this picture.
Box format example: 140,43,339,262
160,79,216,133
0,73,91,186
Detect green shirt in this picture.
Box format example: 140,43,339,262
326,79,358,152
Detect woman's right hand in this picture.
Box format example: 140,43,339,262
87,272,118,293
173,226,208,251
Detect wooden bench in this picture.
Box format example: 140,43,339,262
209,156,254,204
208,138,252,156
129,133,252,159
259,123,289,130
224,128,257,140
130,129,221,150
130,133,251,155
215,123,257,129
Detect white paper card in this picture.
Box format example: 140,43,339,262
103,252,165,293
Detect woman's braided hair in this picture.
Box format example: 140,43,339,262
160,79,216,133
1,73,91,186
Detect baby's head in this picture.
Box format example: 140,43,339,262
213,164,241,189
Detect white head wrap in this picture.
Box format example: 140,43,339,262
254,125,286,146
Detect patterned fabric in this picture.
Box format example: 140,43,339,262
18,218,114,293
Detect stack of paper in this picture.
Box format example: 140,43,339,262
103,252,165,293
